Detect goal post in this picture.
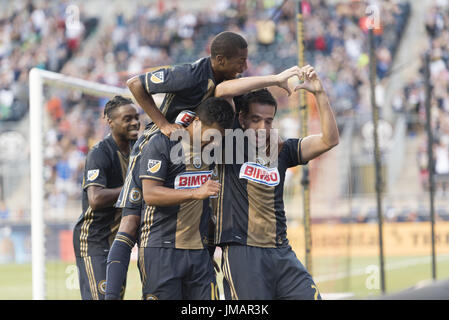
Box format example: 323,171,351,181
29,68,131,300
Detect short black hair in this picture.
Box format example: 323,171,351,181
210,31,248,59
239,89,277,116
195,97,235,130
104,95,133,119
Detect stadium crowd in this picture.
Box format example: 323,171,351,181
397,0,449,194
0,0,415,222
0,0,98,122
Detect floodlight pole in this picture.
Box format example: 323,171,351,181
424,52,437,280
296,0,312,274
368,29,386,294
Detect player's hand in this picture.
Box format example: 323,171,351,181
274,66,303,96
192,179,221,200
294,65,324,94
160,122,184,137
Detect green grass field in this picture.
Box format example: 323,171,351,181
1,254,448,300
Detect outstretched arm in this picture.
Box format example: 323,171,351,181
214,66,303,100
295,65,339,162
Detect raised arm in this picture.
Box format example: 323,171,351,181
214,66,303,99
295,65,339,162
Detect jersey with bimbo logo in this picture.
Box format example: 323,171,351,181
214,135,307,248
139,132,216,250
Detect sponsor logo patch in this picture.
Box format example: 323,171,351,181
174,170,213,189
239,162,280,186
150,70,164,84
147,159,162,173
87,169,99,181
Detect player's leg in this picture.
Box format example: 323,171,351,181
140,247,183,300
75,255,108,300
221,244,275,300
105,211,139,300
183,249,219,300
274,245,322,300
75,256,94,300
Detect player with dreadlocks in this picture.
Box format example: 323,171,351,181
73,95,140,300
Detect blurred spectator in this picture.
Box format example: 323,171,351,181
403,0,449,193
0,1,412,220
0,201,9,220
0,0,98,122
435,136,449,195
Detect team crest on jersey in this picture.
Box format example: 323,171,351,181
129,188,142,204
192,157,202,169
87,169,99,181
150,70,164,84
174,170,213,189
147,159,162,173
239,162,280,186
98,280,106,295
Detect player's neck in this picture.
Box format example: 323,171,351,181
211,61,225,84
111,132,131,157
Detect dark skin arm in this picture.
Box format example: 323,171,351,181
142,179,221,207
87,185,122,211
127,76,182,137
117,214,140,239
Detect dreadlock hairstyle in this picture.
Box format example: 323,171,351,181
103,95,133,119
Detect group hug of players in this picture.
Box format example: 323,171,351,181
72,31,339,300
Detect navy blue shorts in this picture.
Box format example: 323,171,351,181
139,247,219,300
220,244,321,300
76,255,126,300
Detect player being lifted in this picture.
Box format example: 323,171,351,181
72,96,140,300
105,31,248,299
213,65,339,299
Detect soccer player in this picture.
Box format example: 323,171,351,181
105,31,248,298
214,65,339,299
72,96,140,300
107,97,234,300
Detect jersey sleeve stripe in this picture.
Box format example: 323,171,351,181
139,175,165,181
83,182,107,190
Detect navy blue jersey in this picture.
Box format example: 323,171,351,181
73,135,131,257
139,57,216,124
116,57,217,212
214,137,307,248
138,132,215,249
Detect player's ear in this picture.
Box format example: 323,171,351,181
106,116,113,127
215,54,226,66
238,112,245,129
